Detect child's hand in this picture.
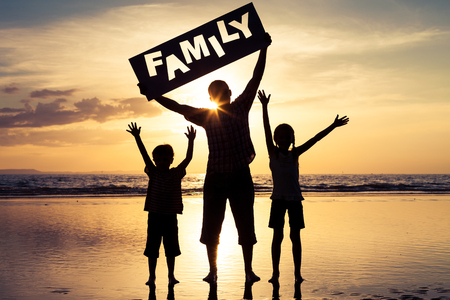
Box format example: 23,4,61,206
126,122,141,137
257,90,271,106
185,125,196,141
333,115,349,127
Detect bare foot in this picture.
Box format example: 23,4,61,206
145,277,156,288
245,271,260,283
203,272,217,283
169,276,180,286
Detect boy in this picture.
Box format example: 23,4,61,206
138,33,271,283
127,122,196,287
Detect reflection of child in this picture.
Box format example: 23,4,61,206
127,122,196,287
258,90,349,284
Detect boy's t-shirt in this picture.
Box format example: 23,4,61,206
144,166,186,214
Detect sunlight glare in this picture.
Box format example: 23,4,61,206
216,206,242,273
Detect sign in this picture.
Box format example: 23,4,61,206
129,3,268,100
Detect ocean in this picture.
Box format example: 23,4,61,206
1,173,449,198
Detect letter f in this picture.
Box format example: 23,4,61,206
144,51,163,77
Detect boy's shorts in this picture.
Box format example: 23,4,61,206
144,212,181,258
268,200,305,229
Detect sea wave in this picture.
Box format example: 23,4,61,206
0,174,449,198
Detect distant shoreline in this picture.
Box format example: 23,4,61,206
1,169,448,175
0,169,146,175
1,193,450,201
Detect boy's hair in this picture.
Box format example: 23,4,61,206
208,80,229,100
152,144,174,158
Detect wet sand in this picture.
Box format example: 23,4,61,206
1,195,449,299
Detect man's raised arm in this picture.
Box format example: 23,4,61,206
138,83,197,117
154,96,196,116
243,33,272,97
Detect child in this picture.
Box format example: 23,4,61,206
127,122,196,287
257,90,349,284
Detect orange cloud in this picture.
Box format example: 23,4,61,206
0,97,162,128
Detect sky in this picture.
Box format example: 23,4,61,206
1,0,449,174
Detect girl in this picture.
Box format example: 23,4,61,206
257,90,349,284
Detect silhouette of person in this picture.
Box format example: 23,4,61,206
138,33,271,284
258,90,349,284
127,122,196,287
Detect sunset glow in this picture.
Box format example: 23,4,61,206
1,1,449,174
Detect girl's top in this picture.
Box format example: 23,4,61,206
269,151,304,201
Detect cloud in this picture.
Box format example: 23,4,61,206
30,88,77,99
0,127,124,147
0,126,175,147
0,96,162,128
0,107,27,113
0,0,154,29
1,83,20,94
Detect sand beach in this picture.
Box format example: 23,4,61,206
1,195,449,300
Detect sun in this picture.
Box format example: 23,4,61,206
205,101,218,110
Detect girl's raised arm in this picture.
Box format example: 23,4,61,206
295,115,349,155
258,90,276,156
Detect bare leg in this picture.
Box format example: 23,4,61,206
166,256,179,285
203,244,218,283
269,228,283,283
146,257,157,287
290,228,303,282
242,244,260,283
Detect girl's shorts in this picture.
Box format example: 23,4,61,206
268,200,305,229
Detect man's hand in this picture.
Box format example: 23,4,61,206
137,83,147,96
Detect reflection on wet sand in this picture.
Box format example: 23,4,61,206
147,280,301,300
149,283,175,300
271,280,302,299
208,282,217,300
208,281,253,300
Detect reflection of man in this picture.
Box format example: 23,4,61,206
139,33,271,283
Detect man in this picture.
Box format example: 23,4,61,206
139,33,271,283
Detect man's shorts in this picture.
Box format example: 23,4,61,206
200,167,256,246
144,212,181,258
268,200,305,229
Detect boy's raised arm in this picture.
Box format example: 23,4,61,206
126,122,154,169
178,125,196,169
258,90,276,155
296,115,349,155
